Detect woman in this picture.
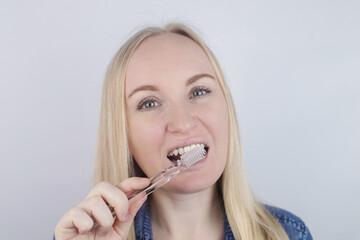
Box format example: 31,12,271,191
55,23,313,240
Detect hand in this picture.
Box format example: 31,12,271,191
54,177,150,240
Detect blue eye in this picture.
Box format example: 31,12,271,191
190,86,211,99
137,98,159,110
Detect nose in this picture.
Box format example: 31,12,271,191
166,104,198,134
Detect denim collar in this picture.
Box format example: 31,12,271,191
134,200,235,240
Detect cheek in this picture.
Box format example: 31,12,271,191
130,118,160,140
200,99,229,170
127,115,165,174
198,99,229,142
128,114,163,145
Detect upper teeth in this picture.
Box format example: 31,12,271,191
168,143,205,157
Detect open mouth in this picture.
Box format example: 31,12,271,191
167,143,209,163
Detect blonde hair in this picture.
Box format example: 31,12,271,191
95,23,289,240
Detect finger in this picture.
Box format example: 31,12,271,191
86,179,149,222
55,207,94,238
78,195,114,231
86,181,130,221
116,178,150,218
116,177,150,197
113,193,148,238
128,192,148,217
84,178,149,239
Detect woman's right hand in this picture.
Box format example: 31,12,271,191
54,177,150,240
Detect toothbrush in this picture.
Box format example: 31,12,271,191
128,146,206,205
92,146,206,228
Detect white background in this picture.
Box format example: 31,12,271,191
1,0,359,239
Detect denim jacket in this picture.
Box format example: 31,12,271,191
52,202,312,240
134,201,313,240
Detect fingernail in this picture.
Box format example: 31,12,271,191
120,212,129,221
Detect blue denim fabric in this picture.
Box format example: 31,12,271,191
134,201,313,240
265,205,313,240
53,202,313,240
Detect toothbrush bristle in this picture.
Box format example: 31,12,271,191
180,147,206,168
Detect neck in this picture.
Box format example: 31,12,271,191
150,184,224,240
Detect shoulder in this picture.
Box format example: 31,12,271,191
264,205,313,240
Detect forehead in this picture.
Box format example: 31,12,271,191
126,33,215,88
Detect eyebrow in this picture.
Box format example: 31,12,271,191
127,73,215,99
186,73,215,86
128,85,159,99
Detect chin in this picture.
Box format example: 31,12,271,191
163,170,222,194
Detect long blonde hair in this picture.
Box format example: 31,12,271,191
95,23,289,240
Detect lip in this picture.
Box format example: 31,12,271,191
166,138,209,155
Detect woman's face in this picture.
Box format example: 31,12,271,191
125,33,228,194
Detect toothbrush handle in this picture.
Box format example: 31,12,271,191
92,164,184,230
93,147,205,229
92,165,184,230
128,163,183,205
